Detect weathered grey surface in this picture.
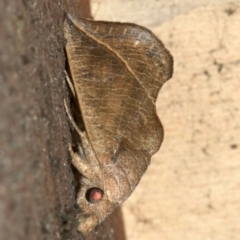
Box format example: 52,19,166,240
0,0,125,239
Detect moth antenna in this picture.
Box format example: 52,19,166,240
64,70,76,97
64,99,84,138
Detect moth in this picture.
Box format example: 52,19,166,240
64,14,173,235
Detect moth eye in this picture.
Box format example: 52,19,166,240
86,187,104,203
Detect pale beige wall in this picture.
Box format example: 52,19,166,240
91,1,240,239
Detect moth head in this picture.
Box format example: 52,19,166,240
75,148,148,235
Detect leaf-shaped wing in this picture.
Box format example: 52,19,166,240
64,15,173,164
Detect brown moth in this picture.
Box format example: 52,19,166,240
64,14,173,235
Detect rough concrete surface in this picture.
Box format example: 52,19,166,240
92,0,240,239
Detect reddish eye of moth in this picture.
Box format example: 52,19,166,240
86,188,104,203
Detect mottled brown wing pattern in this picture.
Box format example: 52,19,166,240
65,15,173,163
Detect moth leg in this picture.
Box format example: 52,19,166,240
68,138,100,181
68,143,93,177
64,70,76,97
64,100,99,177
